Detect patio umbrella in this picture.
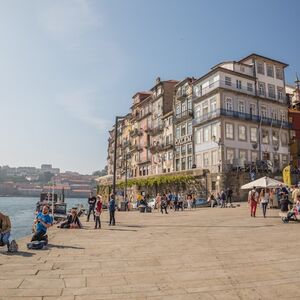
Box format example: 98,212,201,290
241,176,286,189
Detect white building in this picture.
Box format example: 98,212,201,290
193,54,290,176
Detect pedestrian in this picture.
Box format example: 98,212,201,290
292,183,300,204
248,187,259,217
210,193,216,208
155,193,161,212
178,194,184,211
227,188,233,206
186,194,192,210
259,188,270,218
160,194,168,214
167,191,172,209
220,190,226,208
124,194,129,211
191,195,196,209
0,212,11,252
95,195,102,229
109,194,116,226
86,192,97,222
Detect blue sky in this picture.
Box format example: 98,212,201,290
0,0,299,174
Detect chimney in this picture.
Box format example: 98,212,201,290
156,77,161,84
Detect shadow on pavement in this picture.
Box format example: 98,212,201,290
106,228,138,232
0,251,36,257
48,244,85,250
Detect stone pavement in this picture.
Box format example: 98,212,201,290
0,204,300,300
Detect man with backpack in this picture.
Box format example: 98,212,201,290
248,187,259,217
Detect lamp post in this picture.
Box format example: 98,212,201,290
112,116,125,197
124,150,130,201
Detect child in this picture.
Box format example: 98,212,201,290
95,195,102,229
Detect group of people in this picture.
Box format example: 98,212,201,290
207,188,234,208
247,183,300,220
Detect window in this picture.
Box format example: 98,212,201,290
181,157,186,170
258,82,265,96
187,143,192,154
261,106,267,118
257,62,264,75
236,80,242,89
202,101,209,115
181,124,186,136
182,102,186,113
203,126,210,142
277,87,284,101
175,159,180,171
266,64,274,77
226,149,235,164
210,97,217,112
250,127,258,142
168,151,173,160
225,76,232,86
225,123,234,139
187,156,193,169
187,121,192,135
239,150,247,163
181,145,186,155
282,154,288,166
238,101,245,113
195,105,201,119
225,97,233,110
262,129,269,144
250,103,256,116
238,125,247,141
268,84,276,99
193,84,201,97
211,123,218,140
176,127,180,138
195,129,201,144
212,151,218,165
272,130,279,145
251,151,258,163
247,82,253,92
276,67,283,80
187,99,192,110
281,132,288,146
175,146,180,155
203,153,209,167
176,105,180,116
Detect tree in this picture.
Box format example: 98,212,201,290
93,167,108,177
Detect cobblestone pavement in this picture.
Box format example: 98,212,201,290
0,204,299,300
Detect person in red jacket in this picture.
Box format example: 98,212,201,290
95,195,102,229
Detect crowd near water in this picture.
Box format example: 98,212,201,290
0,197,87,240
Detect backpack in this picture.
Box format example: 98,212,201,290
8,240,18,253
27,241,46,250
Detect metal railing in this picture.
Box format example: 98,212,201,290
174,109,193,124
193,108,291,129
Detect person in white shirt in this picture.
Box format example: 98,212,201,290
260,188,270,218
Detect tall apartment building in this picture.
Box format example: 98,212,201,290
193,54,290,178
173,78,196,172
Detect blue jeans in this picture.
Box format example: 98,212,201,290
0,232,10,248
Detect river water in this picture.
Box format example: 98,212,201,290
0,197,88,240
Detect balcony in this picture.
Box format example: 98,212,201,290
148,125,163,136
129,144,143,152
193,79,255,101
176,90,188,100
130,128,143,137
174,109,193,124
193,109,291,129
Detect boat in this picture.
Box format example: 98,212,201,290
36,191,67,222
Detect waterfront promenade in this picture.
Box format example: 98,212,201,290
0,204,300,300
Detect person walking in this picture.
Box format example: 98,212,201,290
0,212,11,252
95,195,102,229
260,188,270,218
160,194,168,214
186,194,192,210
109,194,116,226
86,192,96,222
191,195,196,209
248,187,259,217
220,190,226,208
155,193,161,212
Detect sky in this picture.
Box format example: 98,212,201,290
0,0,299,174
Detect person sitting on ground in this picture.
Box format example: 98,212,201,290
282,198,300,223
0,211,11,252
59,209,82,229
31,205,53,244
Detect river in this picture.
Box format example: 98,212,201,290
0,197,88,240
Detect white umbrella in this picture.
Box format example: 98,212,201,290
241,176,286,190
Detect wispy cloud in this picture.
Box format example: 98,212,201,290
57,90,111,131
37,0,101,39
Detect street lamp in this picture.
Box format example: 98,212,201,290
112,116,125,197
124,150,131,202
